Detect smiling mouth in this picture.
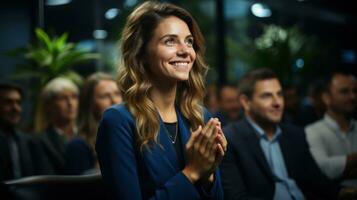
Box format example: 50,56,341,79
170,61,190,67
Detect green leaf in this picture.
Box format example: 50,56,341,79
35,28,53,52
54,32,69,51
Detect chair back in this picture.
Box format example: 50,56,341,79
2,173,110,200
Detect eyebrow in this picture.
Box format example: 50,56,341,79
159,34,193,40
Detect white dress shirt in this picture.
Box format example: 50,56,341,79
305,114,357,179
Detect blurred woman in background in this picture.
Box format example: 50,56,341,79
35,77,79,174
65,72,122,175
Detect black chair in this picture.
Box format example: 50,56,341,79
1,173,111,200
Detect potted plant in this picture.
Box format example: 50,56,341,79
6,28,100,130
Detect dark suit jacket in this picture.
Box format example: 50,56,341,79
64,137,95,175
0,128,51,181
40,126,67,174
96,104,224,200
220,118,338,200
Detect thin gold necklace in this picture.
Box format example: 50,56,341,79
164,122,178,143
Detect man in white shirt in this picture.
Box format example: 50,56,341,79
305,71,357,180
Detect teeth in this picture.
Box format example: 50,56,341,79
172,62,188,66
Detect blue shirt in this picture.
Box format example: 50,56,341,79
247,118,305,200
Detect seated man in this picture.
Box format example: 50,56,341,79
305,71,357,180
0,82,50,180
213,84,242,127
220,68,338,200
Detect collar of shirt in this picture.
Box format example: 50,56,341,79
246,117,282,142
324,114,356,134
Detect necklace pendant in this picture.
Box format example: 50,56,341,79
163,122,178,144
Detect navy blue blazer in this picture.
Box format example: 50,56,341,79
96,104,224,200
220,118,338,200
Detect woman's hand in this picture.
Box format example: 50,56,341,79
200,121,227,185
182,118,223,183
214,122,227,164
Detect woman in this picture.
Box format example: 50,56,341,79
64,72,122,174
35,77,79,174
96,1,227,199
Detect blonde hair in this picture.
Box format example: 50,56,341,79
34,77,79,132
117,1,208,150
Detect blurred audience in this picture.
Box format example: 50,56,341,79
282,84,300,124
204,84,219,114
213,84,242,127
64,72,122,175
34,77,79,174
305,71,357,180
294,79,326,127
220,68,338,200
0,82,50,180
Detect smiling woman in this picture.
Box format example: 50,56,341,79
95,1,226,200
146,16,196,82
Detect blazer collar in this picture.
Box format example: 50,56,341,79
277,126,294,176
241,118,275,180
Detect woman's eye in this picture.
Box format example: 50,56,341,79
186,38,194,47
164,38,176,46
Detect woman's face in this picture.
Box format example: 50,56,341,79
146,16,196,82
93,79,122,117
52,89,78,123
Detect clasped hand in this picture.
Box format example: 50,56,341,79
183,118,227,183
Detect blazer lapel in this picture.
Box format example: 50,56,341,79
278,128,295,176
142,114,180,185
177,109,190,164
241,119,275,181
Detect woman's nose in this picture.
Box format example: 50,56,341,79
177,42,189,56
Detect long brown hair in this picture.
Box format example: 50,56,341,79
78,72,117,149
117,1,208,150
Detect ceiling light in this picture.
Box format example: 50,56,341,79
251,3,272,18
105,8,120,20
46,0,72,6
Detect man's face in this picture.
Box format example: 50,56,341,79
325,74,357,115
219,86,241,120
0,89,22,127
243,78,284,125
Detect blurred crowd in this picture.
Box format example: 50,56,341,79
0,72,122,180
0,68,356,199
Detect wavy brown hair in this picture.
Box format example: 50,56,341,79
117,1,208,150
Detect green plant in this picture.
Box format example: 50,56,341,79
9,28,100,95
5,28,100,130
236,24,326,84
